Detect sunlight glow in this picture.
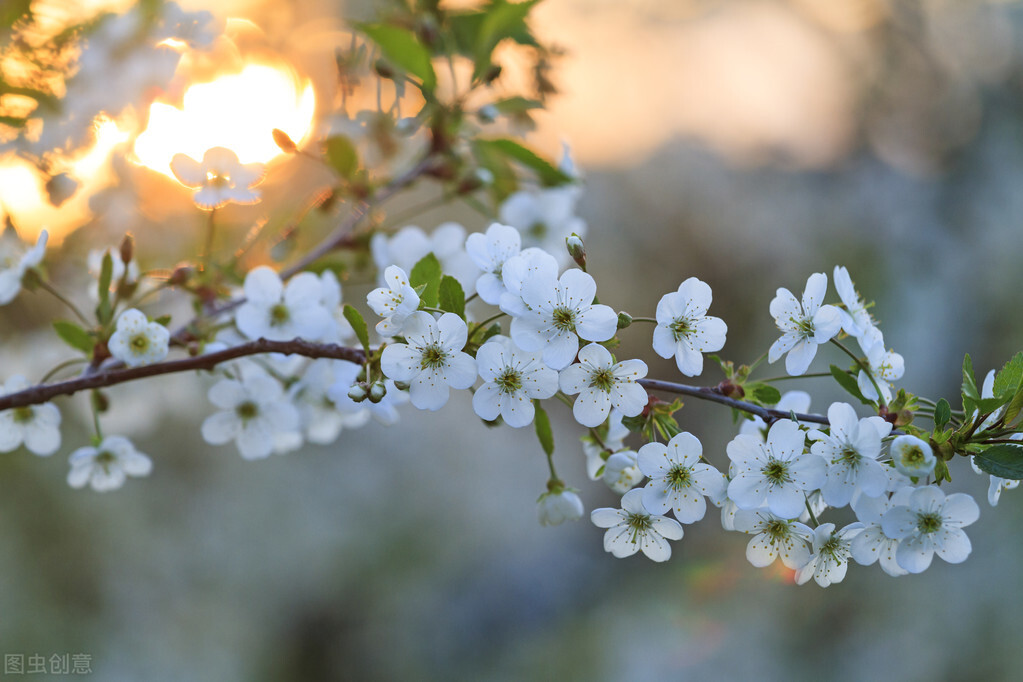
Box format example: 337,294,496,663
133,63,316,178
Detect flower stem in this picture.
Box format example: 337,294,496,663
830,338,886,408
36,278,90,326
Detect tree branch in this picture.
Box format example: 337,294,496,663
638,378,831,426
0,339,367,411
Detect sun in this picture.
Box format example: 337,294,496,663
133,63,316,178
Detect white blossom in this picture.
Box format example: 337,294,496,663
732,509,814,569
581,411,630,480
235,267,332,343
465,223,524,305
890,434,936,478
290,359,373,444
726,419,827,519
380,312,476,411
498,186,586,268
807,402,892,507
652,277,727,377
795,522,863,587
590,488,684,562
201,367,301,459
602,449,644,494
559,343,647,428
850,488,913,577
370,223,479,292
638,432,726,523
768,272,842,376
67,436,152,492
856,326,904,404
0,375,61,456
0,228,46,306
170,147,265,210
108,309,170,367
498,247,559,318
537,488,584,526
366,265,422,337
511,269,618,370
472,336,558,427
833,265,872,338
881,485,979,573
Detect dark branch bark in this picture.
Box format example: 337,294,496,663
638,378,830,426
0,339,366,411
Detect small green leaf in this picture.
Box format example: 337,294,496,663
962,353,980,401
1004,383,1023,425
474,138,571,186
438,275,465,319
153,315,172,327
480,322,502,343
410,253,442,308
933,398,951,429
471,138,518,202
973,444,1023,480
53,320,94,354
324,135,359,179
343,304,371,353
830,365,871,405
473,0,541,80
994,351,1023,399
749,383,782,406
95,252,113,325
357,23,437,91
493,96,543,114
975,396,1008,416
533,400,554,456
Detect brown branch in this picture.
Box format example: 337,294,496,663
0,339,367,411
638,378,831,426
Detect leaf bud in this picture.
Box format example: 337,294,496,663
119,233,134,266
716,380,745,399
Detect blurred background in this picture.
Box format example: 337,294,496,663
3,0,1023,680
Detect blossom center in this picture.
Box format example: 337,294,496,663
269,304,291,327
626,512,652,543
495,368,522,394
130,334,150,353
916,512,942,534
902,446,926,466
95,450,116,473
766,519,791,540
670,317,692,341
207,170,231,188
666,465,692,490
762,458,791,484
236,401,259,421
551,306,576,332
821,534,843,558
528,221,548,239
837,447,861,467
795,317,816,337
420,344,448,369
12,406,33,423
589,367,616,392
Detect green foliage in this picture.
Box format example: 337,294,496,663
473,138,570,187
933,398,951,429
533,400,554,456
52,321,94,354
748,383,781,407
324,135,359,179
410,253,442,308
357,23,437,91
830,365,871,405
472,0,540,80
343,304,371,354
470,138,518,202
0,0,32,29
973,444,1023,481
993,351,1023,398
438,275,465,319
95,252,113,326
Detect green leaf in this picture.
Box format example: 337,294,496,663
0,0,32,29
471,138,517,202
975,396,1009,416
533,400,554,456
357,23,437,91
95,252,113,325
933,398,951,429
749,383,781,406
830,365,871,405
438,275,465,319
324,135,359,179
962,353,980,401
409,253,442,308
492,96,543,114
480,322,502,343
474,138,571,186
1005,383,1023,425
153,315,172,327
972,444,1023,480
343,304,371,353
53,320,94,354
993,351,1023,399
473,0,541,79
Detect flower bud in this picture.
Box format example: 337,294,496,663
890,435,936,478
45,173,78,207
272,128,297,153
536,488,583,526
347,383,368,402
566,233,586,269
476,104,498,124
119,233,134,266
368,381,387,403
616,312,632,330
483,64,502,84
374,59,395,79
716,379,745,399
393,380,410,391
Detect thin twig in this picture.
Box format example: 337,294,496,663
638,378,831,426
